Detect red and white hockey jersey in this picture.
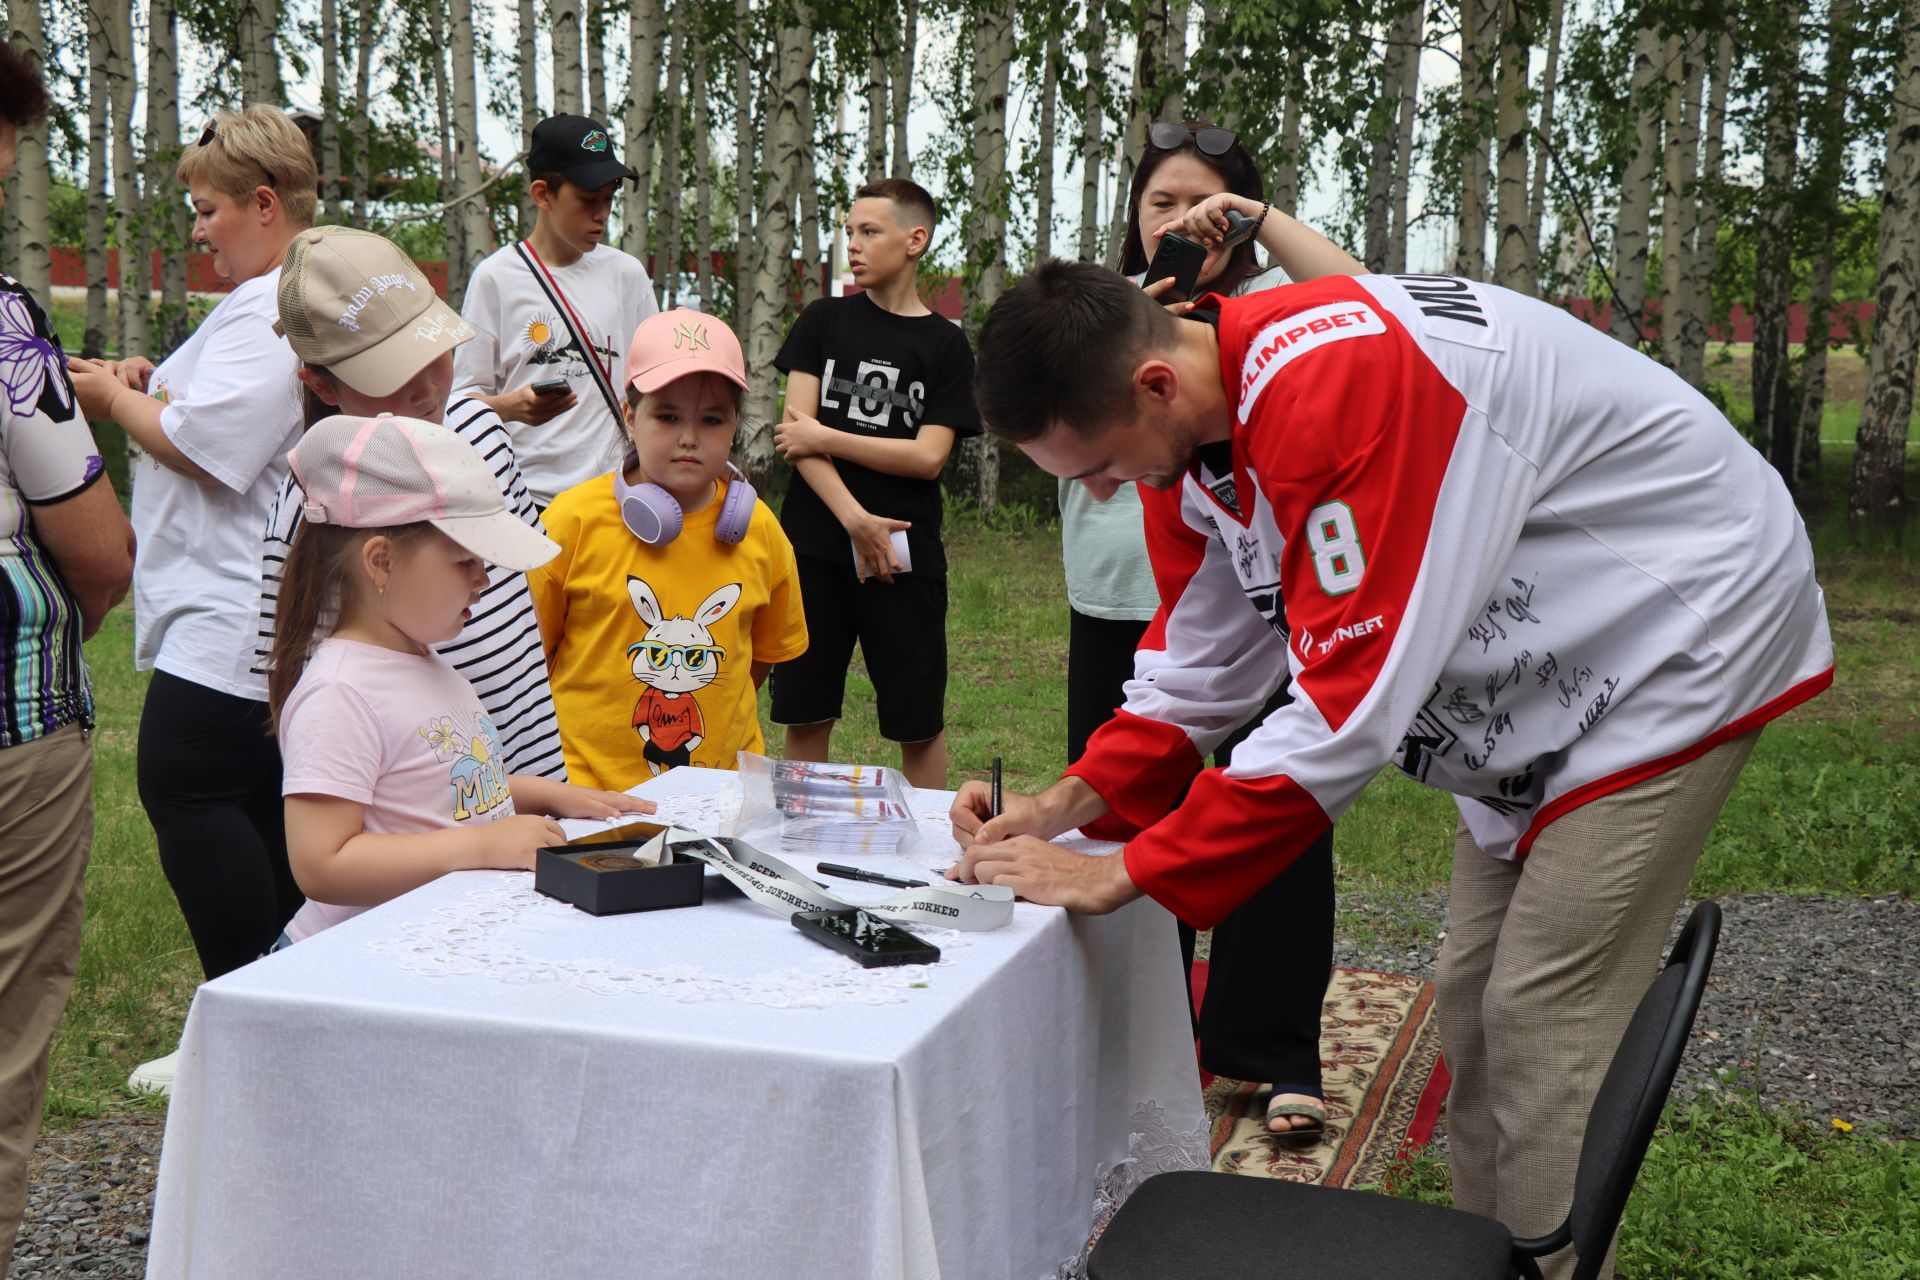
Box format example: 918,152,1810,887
1067,273,1833,929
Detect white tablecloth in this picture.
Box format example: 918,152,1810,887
146,768,1207,1279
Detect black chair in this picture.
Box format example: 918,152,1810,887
1087,900,1723,1280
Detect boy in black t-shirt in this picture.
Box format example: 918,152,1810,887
770,178,980,788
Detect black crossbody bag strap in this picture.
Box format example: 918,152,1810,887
515,240,624,426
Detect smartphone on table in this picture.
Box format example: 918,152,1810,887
791,910,941,968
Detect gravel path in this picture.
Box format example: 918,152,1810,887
11,890,1914,1276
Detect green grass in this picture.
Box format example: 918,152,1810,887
50,426,1916,1275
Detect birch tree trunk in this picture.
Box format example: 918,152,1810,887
552,1,585,115
515,0,538,232
427,2,460,297
353,0,378,225
692,31,715,308
890,0,918,178
1849,0,1920,527
659,0,687,307
1162,0,1187,121
1386,3,1423,274
1752,0,1801,484
1078,0,1106,259
1455,0,1493,278
450,0,488,304
797,90,822,307
1492,0,1536,291
864,24,889,180
1274,49,1303,217
1108,0,1170,266
1798,0,1857,481
622,0,665,266
1659,32,1701,369
84,0,111,357
1365,7,1412,272
321,0,342,222
1035,25,1061,264
2,0,51,300
740,3,811,481
1198,0,1243,132
587,0,606,118
963,0,1015,509
148,0,190,348
1609,25,1662,347
1526,0,1564,269
731,0,756,327
109,0,147,358
1680,31,1732,387
239,0,282,105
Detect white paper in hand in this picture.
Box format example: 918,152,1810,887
853,529,912,580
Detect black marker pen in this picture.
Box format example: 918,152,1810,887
815,862,930,890
990,756,1003,820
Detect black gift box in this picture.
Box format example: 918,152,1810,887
534,821,705,916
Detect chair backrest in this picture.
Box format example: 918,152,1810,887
1557,899,1721,1280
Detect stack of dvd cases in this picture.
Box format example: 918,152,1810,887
767,760,917,856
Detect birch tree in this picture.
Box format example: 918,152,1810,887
1850,0,1920,527
864,21,889,180
518,0,540,231
149,0,190,347
1750,0,1800,484
1659,31,1701,371
1455,0,1494,277
731,0,757,327
1492,0,1536,291
3,0,51,301
1797,0,1858,480
353,0,378,223
1386,3,1423,273
450,0,488,303
110,0,147,358
890,0,917,178
321,0,342,222
963,0,1015,509
1609,25,1662,347
622,0,665,264
1525,0,1565,270
587,0,607,117
1033,20,1062,263
795,54,822,307
239,0,283,105
84,0,112,357
691,28,715,307
1078,0,1105,259
1366,2,1422,273
1274,49,1303,217
659,0,688,306
426,2,460,288
1678,30,1732,386
739,2,811,480
553,1,586,115
1108,0,1174,265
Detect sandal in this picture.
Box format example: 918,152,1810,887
1264,1090,1327,1148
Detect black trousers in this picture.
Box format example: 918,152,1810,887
1068,606,1335,1090
137,670,302,980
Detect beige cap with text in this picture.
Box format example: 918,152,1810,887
274,225,476,398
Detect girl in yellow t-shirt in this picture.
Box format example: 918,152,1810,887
530,309,808,790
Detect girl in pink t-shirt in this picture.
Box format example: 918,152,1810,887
267,413,653,942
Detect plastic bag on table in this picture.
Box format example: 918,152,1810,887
733,752,926,859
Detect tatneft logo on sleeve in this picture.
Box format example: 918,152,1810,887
1238,302,1386,423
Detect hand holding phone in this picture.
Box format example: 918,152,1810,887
531,377,571,397
1141,232,1208,305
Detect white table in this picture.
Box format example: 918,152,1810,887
146,768,1207,1280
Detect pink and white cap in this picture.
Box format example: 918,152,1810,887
289,414,561,572
624,307,749,395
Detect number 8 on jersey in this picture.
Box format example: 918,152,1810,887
1306,501,1366,595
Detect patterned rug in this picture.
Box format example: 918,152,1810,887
1195,965,1450,1189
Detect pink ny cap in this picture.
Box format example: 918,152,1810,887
289,415,560,572
625,307,749,396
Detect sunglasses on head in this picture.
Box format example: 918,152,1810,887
196,120,218,147
1148,123,1239,157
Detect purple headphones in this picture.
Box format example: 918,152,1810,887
615,451,757,546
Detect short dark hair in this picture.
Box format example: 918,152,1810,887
528,168,569,195
0,45,52,128
854,177,939,234
973,260,1175,444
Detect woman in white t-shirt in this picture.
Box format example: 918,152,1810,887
67,108,315,1086
1062,121,1363,1142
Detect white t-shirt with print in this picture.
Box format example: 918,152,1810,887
278,638,520,942
133,269,302,699
451,242,658,506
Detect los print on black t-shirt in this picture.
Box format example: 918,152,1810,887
774,293,981,576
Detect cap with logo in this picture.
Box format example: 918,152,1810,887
274,226,476,398
290,414,561,572
527,114,639,190
624,308,749,396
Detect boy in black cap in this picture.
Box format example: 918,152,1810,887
453,114,659,506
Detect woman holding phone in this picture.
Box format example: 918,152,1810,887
1060,120,1363,1142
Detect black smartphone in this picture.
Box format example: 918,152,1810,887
531,377,570,397
1142,232,1208,304
791,910,941,968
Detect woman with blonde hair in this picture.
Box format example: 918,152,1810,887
68,105,317,1093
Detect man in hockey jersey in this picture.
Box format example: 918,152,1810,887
950,261,1831,1277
